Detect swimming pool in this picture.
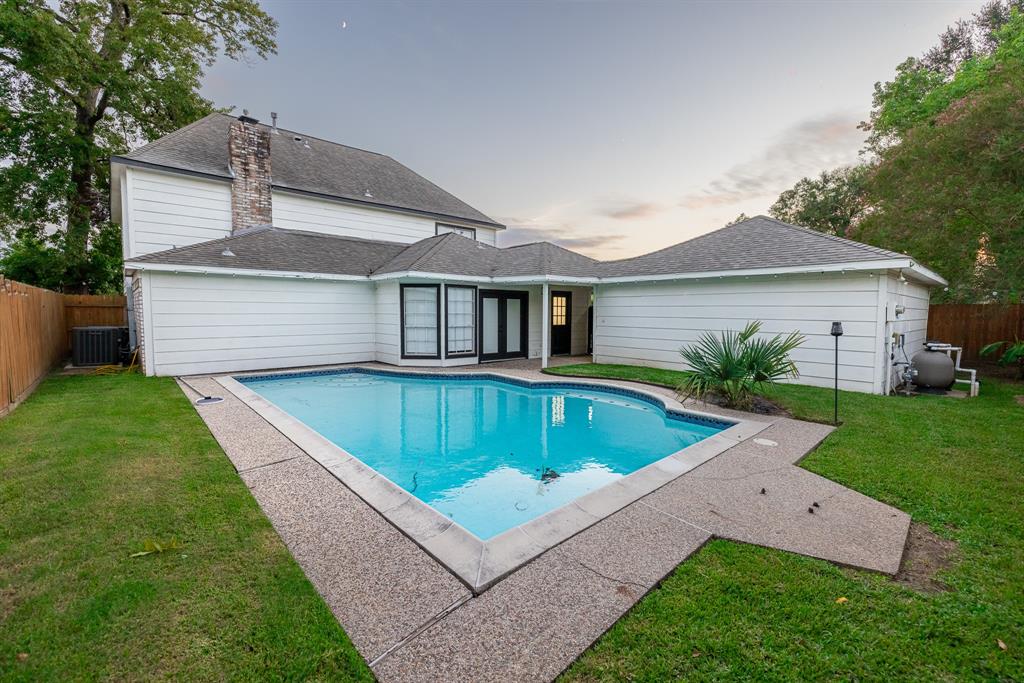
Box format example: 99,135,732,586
239,370,728,540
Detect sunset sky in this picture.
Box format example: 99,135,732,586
200,0,981,259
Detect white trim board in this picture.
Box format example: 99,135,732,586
126,258,946,288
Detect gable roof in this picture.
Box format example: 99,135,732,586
125,216,944,286
113,112,503,229
493,241,600,278
375,232,499,277
598,215,907,278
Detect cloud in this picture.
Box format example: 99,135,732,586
494,215,627,257
680,112,865,210
600,201,665,221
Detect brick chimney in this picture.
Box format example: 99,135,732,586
228,112,272,231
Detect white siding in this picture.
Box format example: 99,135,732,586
125,168,231,257
118,166,499,259
884,274,931,392
474,227,498,246
145,272,376,376
374,281,401,365
889,275,930,352
273,190,495,245
593,273,885,393
564,286,592,355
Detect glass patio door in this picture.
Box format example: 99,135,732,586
479,290,528,361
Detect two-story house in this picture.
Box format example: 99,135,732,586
115,112,945,394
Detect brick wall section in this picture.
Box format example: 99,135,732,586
132,274,145,370
228,116,272,231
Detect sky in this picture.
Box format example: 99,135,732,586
200,0,982,260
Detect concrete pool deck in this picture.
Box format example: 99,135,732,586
213,367,766,594
178,361,912,682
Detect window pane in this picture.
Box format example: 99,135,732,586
446,287,476,355
482,298,498,354
506,299,521,353
552,295,567,326
437,224,476,240
403,286,438,356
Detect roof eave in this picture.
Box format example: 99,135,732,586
124,261,370,282
126,256,948,288
904,261,948,287
369,271,599,284
599,258,944,285
111,155,231,183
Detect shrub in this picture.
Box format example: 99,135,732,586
677,321,805,409
980,338,1024,379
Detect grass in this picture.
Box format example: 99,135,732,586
0,373,374,681
547,363,1024,681
3,367,1022,680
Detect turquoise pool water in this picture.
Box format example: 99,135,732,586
240,371,726,540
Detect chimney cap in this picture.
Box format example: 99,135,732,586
238,109,259,124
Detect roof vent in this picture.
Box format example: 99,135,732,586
221,247,235,257
271,112,279,134
363,189,373,198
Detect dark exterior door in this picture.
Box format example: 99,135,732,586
550,291,572,356
479,290,529,361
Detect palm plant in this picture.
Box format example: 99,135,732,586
677,321,805,409
980,337,1024,379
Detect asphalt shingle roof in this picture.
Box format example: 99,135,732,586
116,112,502,229
127,226,408,276
598,215,906,277
127,216,918,281
375,233,499,277
492,242,600,278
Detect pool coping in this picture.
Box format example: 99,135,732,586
215,366,770,594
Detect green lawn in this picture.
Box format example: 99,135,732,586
548,363,1024,681
3,369,1022,681
0,373,373,681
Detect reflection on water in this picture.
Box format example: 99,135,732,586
244,372,723,539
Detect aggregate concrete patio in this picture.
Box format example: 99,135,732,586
178,359,911,682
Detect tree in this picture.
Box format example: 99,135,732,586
0,0,277,292
853,13,1024,303
769,166,869,236
860,0,1023,153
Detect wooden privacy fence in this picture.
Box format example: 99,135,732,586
927,303,1024,362
64,294,128,345
0,276,127,417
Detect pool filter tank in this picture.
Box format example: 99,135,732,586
911,342,956,389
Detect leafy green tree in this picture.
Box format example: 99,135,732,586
853,13,1024,303
769,165,869,236
860,0,1022,153
0,0,277,292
